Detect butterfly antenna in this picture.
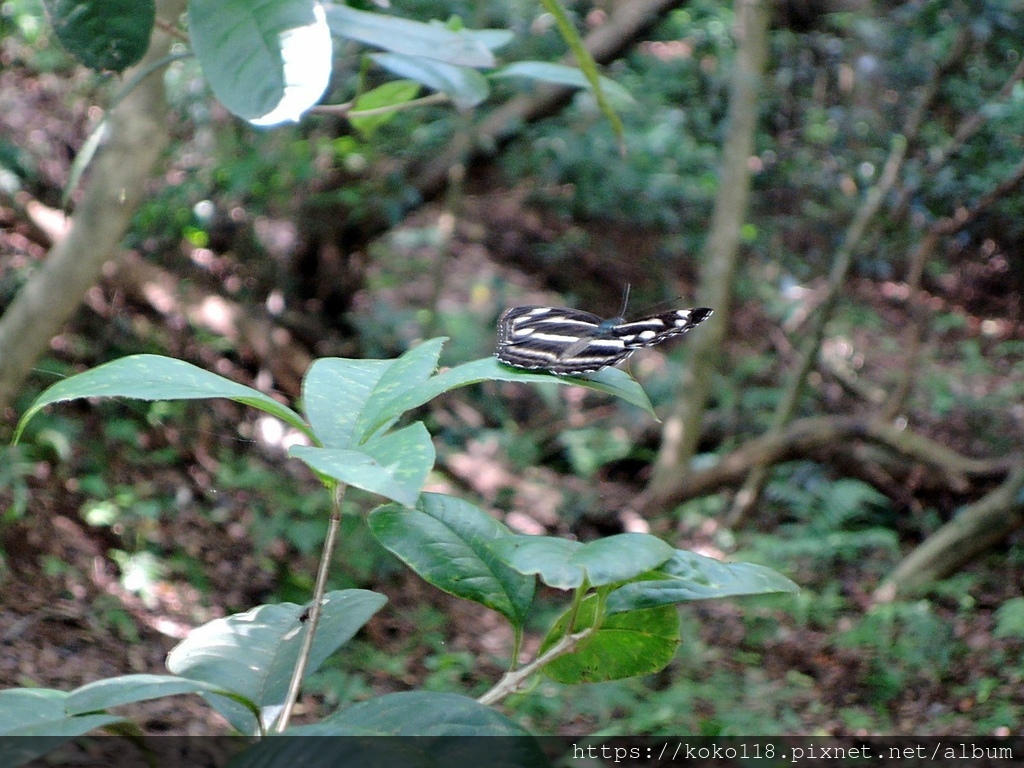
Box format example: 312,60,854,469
646,293,688,313
617,284,631,319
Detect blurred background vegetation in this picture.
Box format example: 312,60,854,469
2,0,1024,735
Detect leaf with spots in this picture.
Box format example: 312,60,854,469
290,422,434,506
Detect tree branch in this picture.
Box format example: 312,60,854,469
636,415,1017,516
875,464,1024,600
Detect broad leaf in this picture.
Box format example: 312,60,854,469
350,80,421,137
0,689,123,765
167,591,385,733
302,357,390,448
14,354,309,444
301,691,539,736
369,494,534,626
46,0,155,71
540,598,680,683
371,53,489,111
325,5,495,68
291,422,434,506
492,62,635,108
387,356,658,419
489,533,674,590
65,674,240,716
189,0,331,124
607,550,799,613
353,338,443,442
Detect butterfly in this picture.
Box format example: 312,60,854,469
496,303,713,375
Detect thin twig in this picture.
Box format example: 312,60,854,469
312,92,450,118
275,482,348,732
477,626,595,706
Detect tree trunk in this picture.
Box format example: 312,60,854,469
646,0,772,503
0,0,186,412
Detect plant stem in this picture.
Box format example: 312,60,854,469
509,626,524,671
275,482,348,732
478,627,594,706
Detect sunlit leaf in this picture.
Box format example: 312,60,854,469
14,355,309,445
167,591,385,733
189,0,331,124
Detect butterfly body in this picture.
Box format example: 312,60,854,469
496,304,713,375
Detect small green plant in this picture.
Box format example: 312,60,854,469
4,341,796,764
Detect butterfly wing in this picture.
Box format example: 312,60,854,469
496,305,713,375
613,308,713,348
497,306,625,374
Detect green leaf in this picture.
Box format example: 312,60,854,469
391,356,657,419
606,550,799,613
350,80,421,137
302,357,391,448
489,533,674,590
492,62,634,108
290,422,434,506
0,689,124,761
301,348,657,449
325,5,495,68
540,598,680,683
189,0,331,124
353,338,444,442
46,0,155,71
371,53,489,110
13,355,310,444
65,674,237,716
301,691,539,736
302,341,443,449
369,494,535,626
166,591,386,733
994,597,1024,639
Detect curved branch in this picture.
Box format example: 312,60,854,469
636,415,1017,516
875,464,1024,600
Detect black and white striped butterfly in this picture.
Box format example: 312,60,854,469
496,303,713,375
